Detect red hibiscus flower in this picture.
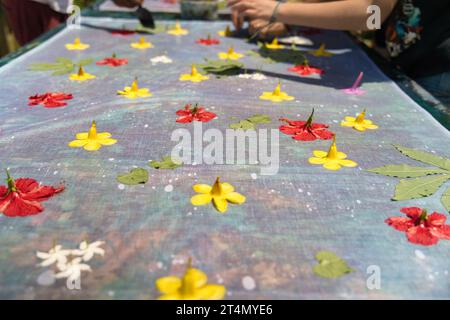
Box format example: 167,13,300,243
288,63,324,76
176,104,217,123
0,170,64,217
196,35,220,46
28,92,73,108
279,109,334,141
385,207,450,246
96,54,128,67
111,30,135,36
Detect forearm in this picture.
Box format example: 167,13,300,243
277,0,397,31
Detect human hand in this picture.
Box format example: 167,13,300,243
227,0,278,21
113,0,144,8
249,19,287,39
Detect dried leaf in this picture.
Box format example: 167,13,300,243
149,156,182,170
367,164,447,178
116,168,149,185
393,175,450,201
313,251,353,279
394,145,450,171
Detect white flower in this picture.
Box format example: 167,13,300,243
238,73,267,80
150,55,173,65
36,245,71,267
55,257,91,283
71,240,105,262
403,32,419,45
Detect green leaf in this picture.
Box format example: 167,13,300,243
77,58,93,66
441,187,450,213
367,164,448,178
28,57,93,75
313,251,353,279
393,175,450,200
229,119,255,130
246,114,271,124
394,145,450,171
116,168,149,185
135,23,167,34
149,156,182,170
198,59,244,75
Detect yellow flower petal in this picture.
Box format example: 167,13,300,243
158,293,183,300
365,124,379,129
212,197,228,213
313,150,327,158
97,132,112,139
156,276,182,294
221,182,234,194
340,121,355,127
185,268,208,288
308,157,327,164
363,119,373,125
99,138,117,146
338,159,358,167
83,141,102,151
354,124,367,131
68,139,87,148
75,133,88,140
225,192,246,204
344,116,356,122
191,194,212,206
195,284,226,300
323,161,342,170
193,184,212,194
336,151,347,159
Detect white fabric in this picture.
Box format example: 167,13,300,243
29,0,74,14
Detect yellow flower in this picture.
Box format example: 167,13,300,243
191,177,246,213
265,37,284,50
117,78,152,99
259,82,294,102
167,21,189,36
217,25,232,37
65,37,90,51
156,259,226,300
131,37,153,49
340,109,378,132
308,136,358,171
68,121,117,151
218,47,244,60
179,65,209,83
309,43,333,57
69,66,96,82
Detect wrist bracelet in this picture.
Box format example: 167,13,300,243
269,1,282,23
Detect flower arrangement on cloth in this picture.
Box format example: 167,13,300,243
65,37,90,51
308,136,358,171
68,121,117,151
36,240,105,285
28,92,73,108
196,34,220,45
386,207,450,246
0,170,64,217
341,109,378,131
156,259,226,300
69,66,96,82
131,37,153,49
96,53,128,67
259,82,294,102
217,47,244,60
288,59,324,76
279,109,334,141
179,65,209,83
191,177,246,213
176,104,217,123
117,78,152,99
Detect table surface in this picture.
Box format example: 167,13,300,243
0,17,449,299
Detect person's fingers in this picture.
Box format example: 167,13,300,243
230,1,255,15
231,10,244,30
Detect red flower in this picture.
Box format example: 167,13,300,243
176,104,217,123
196,35,220,46
0,170,64,217
288,64,324,76
279,109,334,141
385,207,450,246
28,92,73,108
96,54,128,67
111,30,135,36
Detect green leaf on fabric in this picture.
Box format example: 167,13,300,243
367,164,447,178
29,57,93,76
313,251,353,279
149,156,183,170
442,187,450,213
198,59,244,75
135,23,167,34
394,145,450,171
229,114,271,130
116,168,149,185
393,175,450,201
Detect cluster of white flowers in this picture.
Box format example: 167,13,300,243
36,241,105,284
150,55,173,65
237,73,267,81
